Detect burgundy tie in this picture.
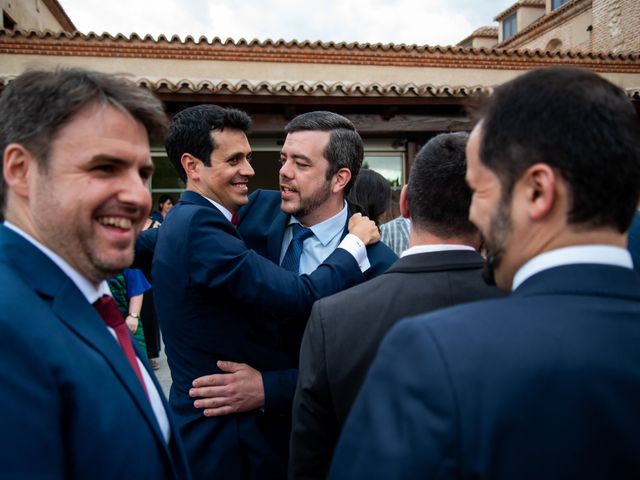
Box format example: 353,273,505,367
231,212,239,228
94,295,148,396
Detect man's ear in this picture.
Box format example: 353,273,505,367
399,184,410,219
3,143,34,198
521,163,557,221
181,153,201,182
332,167,352,194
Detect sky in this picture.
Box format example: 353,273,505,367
59,0,514,46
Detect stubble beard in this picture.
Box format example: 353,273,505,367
285,181,332,221
32,181,134,284
481,198,511,287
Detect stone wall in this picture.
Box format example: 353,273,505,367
0,0,66,32
592,0,640,53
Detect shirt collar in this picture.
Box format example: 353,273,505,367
401,244,475,258
4,221,111,303
201,195,233,223
289,201,348,246
512,245,632,291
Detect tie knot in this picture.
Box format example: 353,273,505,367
291,223,313,242
93,295,125,329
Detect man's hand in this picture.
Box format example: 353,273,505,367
348,212,380,245
189,361,265,416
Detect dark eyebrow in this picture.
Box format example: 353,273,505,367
226,151,251,161
90,154,155,174
290,153,312,163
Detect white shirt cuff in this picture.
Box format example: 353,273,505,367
338,233,371,273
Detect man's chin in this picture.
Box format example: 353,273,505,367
279,200,297,215
96,251,134,279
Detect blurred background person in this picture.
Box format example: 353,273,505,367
150,194,174,224
348,168,392,226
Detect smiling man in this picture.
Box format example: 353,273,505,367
188,110,397,477
0,68,191,478
152,105,381,479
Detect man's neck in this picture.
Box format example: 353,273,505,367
407,228,480,250
295,196,345,227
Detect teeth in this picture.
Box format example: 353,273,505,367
98,216,132,229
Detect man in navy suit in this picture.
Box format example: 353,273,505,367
330,67,640,479
153,105,380,479
188,112,396,468
0,68,190,478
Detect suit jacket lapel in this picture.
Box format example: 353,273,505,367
2,227,170,455
267,211,290,263
51,284,166,441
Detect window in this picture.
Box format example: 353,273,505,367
362,154,404,191
2,10,16,30
149,149,184,209
552,0,570,9
502,13,517,41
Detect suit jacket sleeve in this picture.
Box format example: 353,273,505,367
289,299,340,479
187,207,365,321
261,368,298,414
328,316,457,479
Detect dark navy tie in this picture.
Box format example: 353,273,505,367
281,223,314,274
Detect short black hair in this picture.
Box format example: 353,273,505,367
348,168,391,225
407,132,477,238
0,67,167,215
285,111,363,196
165,104,252,182
479,67,640,233
158,194,175,208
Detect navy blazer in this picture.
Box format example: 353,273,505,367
236,189,397,410
330,263,640,479
0,225,190,479
153,191,366,480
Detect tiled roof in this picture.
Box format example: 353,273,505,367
1,29,638,70
0,74,487,98
472,27,499,38
495,0,546,21
42,0,76,32
497,0,585,49
457,26,498,46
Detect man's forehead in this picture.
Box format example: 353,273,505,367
282,130,330,155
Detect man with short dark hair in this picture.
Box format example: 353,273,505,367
0,68,190,478
289,132,502,479
153,104,379,479
188,110,397,477
330,67,640,479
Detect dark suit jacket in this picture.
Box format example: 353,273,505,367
330,263,640,479
0,225,190,479
236,189,398,412
152,191,366,480
290,250,502,479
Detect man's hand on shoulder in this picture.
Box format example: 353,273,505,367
190,361,265,416
348,213,380,246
